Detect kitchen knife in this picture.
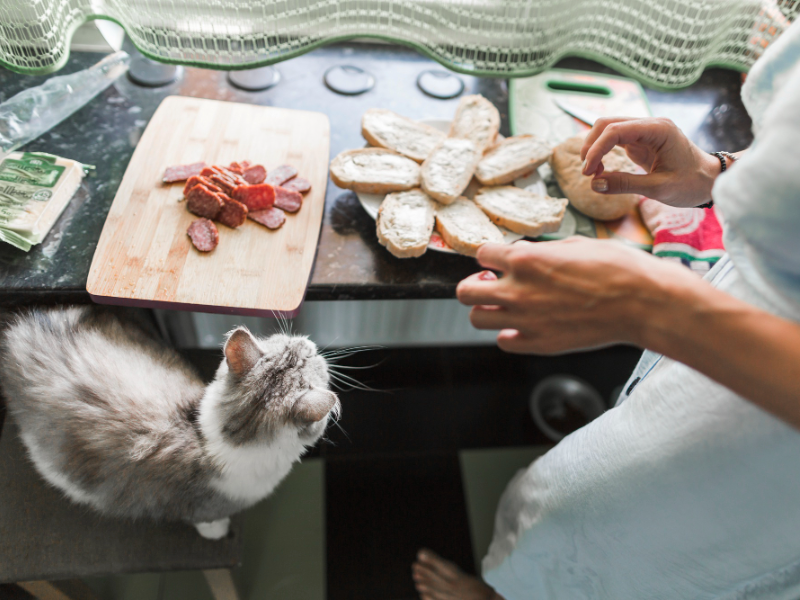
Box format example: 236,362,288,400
553,98,602,127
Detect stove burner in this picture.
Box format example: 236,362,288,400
324,65,375,96
417,70,464,99
127,55,181,87
227,66,281,91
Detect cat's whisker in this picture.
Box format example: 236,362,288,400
331,419,351,443
328,370,380,393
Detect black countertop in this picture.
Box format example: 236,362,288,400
0,43,752,306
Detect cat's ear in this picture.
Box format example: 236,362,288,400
293,388,338,423
224,328,262,377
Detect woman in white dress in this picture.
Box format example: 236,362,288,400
412,19,800,600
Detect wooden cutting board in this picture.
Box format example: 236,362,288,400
87,96,330,317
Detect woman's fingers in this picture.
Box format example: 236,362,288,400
580,117,636,164
457,279,510,307
469,305,520,330
591,170,671,197
475,243,513,271
582,118,671,176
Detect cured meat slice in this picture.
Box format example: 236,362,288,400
243,164,267,185
240,160,251,169
217,194,248,228
274,186,303,213
183,175,220,196
265,164,298,186
163,162,207,183
249,207,286,230
232,183,275,211
208,175,235,195
281,176,311,193
187,218,219,251
227,162,244,175
186,184,224,220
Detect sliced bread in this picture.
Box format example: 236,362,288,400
362,109,446,162
421,138,481,204
330,148,420,194
376,189,437,258
474,186,568,237
448,95,500,154
475,135,551,185
550,135,639,221
435,197,505,257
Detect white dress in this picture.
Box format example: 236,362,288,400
483,20,800,600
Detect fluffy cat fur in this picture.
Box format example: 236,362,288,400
0,307,338,539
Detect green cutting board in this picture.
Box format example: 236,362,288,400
509,69,651,144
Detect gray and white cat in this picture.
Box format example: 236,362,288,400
0,307,338,539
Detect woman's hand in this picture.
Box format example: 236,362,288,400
580,117,723,208
456,238,699,354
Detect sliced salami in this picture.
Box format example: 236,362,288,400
232,183,275,211
281,176,311,193
163,162,207,183
249,207,286,230
274,186,303,213
217,194,248,228
187,218,219,252
183,175,221,196
227,162,244,175
265,164,298,186
186,185,224,220
243,164,267,185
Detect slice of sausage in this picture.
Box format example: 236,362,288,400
249,207,286,230
243,164,267,185
273,186,302,213
187,218,219,252
163,162,207,183
232,183,275,211
186,185,224,220
265,164,298,186
227,162,244,175
217,194,248,228
281,176,311,193
183,175,221,196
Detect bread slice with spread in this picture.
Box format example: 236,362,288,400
376,189,437,258
330,148,420,194
476,135,551,185
421,138,481,204
361,109,446,163
474,186,568,237
435,197,504,257
448,95,500,154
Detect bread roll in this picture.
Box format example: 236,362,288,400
550,135,639,221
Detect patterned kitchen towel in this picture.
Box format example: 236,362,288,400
639,197,725,275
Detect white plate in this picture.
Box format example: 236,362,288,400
356,119,549,254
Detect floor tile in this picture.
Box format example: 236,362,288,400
460,446,550,571
326,453,474,600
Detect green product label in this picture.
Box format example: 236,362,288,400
0,156,65,188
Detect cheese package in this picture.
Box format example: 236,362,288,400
0,152,88,251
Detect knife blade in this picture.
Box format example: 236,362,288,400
553,98,602,127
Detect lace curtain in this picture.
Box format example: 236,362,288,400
1,0,796,87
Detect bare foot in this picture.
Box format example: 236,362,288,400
412,548,504,600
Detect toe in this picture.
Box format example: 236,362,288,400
413,563,449,588
417,548,462,580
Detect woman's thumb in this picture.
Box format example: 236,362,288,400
591,171,667,198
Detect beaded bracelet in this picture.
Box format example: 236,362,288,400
697,152,735,209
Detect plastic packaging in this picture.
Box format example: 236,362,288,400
0,52,130,159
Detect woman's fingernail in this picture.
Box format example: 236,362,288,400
581,159,588,174
479,270,497,281
592,178,608,192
